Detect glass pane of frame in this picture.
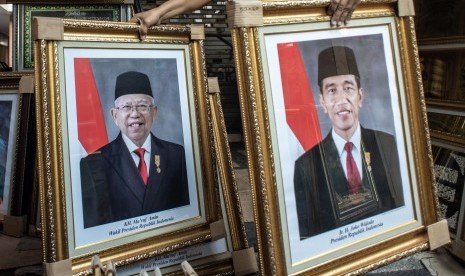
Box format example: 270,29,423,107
61,45,202,255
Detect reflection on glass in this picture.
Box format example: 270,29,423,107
427,112,465,137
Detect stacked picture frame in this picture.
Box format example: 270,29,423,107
426,100,465,261
10,0,134,71
0,72,34,216
416,0,465,263
0,72,35,230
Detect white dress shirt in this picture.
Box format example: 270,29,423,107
332,124,362,180
122,134,152,173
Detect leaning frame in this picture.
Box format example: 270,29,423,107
229,1,438,275
33,18,246,274
0,72,34,218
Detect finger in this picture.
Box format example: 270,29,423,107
343,9,354,25
345,0,361,10
136,17,148,41
327,0,339,16
338,8,353,26
343,0,361,25
128,14,140,23
329,0,349,27
331,0,359,27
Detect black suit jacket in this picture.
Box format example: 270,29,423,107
80,133,189,228
294,127,404,239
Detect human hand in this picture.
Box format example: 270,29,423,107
129,10,162,41
327,0,361,27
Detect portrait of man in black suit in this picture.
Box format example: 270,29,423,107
294,46,405,239
80,71,189,228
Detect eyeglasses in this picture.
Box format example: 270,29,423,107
116,104,153,113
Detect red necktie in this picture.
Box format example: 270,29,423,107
134,148,148,185
344,142,361,194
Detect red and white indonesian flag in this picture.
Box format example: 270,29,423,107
277,42,322,159
74,58,109,156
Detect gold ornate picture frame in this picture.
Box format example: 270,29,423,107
0,72,34,219
228,1,438,274
33,18,247,274
12,2,134,71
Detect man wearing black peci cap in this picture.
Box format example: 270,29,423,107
293,46,404,239
80,71,189,228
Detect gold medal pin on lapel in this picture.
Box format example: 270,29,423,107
155,155,161,173
364,152,371,172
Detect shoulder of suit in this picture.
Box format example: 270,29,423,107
362,127,392,136
81,140,116,160
296,142,324,164
362,127,396,143
80,150,103,164
152,134,185,149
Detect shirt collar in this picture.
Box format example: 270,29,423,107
332,123,361,156
122,133,151,153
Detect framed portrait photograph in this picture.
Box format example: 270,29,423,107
228,1,438,275
34,18,247,274
0,72,34,218
12,2,134,71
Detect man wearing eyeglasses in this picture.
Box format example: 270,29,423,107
80,71,189,228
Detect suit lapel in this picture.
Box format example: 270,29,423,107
361,128,372,188
322,134,349,195
144,135,167,202
106,135,146,204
